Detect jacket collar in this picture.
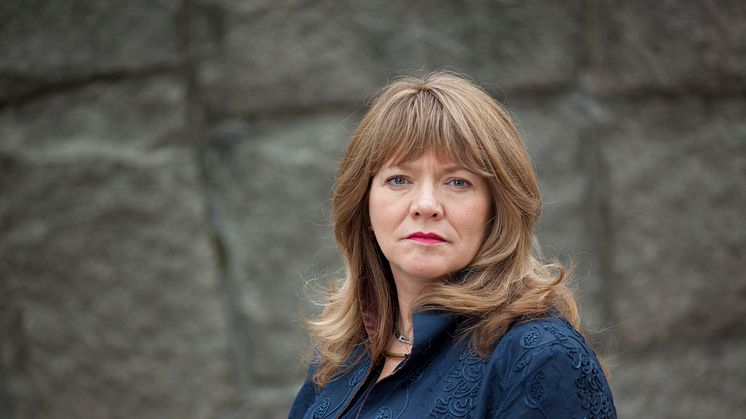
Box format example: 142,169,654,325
408,310,460,360
358,274,382,341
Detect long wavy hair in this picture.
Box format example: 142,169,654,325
307,71,583,387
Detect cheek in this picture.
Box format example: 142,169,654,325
457,199,492,243
368,189,396,231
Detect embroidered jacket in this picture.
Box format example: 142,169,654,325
289,310,616,418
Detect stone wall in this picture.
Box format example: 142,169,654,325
1,1,744,418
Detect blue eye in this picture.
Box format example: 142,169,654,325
387,176,408,186
449,178,470,188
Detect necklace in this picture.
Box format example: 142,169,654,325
383,350,409,359
395,331,413,345
386,324,412,359
393,325,413,345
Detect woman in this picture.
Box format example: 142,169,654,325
289,72,616,418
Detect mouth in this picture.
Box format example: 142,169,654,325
406,232,447,245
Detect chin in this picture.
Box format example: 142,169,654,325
403,265,451,282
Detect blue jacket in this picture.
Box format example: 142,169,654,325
289,311,616,418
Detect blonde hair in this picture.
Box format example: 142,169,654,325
308,71,583,386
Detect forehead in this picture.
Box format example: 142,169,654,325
380,151,463,171
375,146,483,175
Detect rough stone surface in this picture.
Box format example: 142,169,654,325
204,112,352,413
0,0,182,103
611,337,746,418
602,99,746,351
195,0,583,114
587,0,746,95
0,152,235,419
0,76,188,154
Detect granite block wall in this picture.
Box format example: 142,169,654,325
1,1,744,418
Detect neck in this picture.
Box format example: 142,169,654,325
395,296,414,338
391,272,431,338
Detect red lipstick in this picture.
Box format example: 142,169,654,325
406,232,446,245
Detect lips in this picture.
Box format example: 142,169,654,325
406,232,447,245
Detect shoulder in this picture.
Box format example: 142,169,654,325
495,315,589,357
289,348,373,419
486,315,617,418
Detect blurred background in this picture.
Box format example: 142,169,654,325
1,0,745,418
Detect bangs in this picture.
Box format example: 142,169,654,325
366,89,493,178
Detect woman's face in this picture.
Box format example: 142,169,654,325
368,151,492,288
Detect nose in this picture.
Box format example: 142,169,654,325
410,184,443,220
